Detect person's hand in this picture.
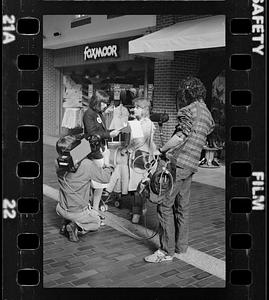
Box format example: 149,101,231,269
120,148,128,155
104,105,114,114
110,130,120,138
104,164,114,171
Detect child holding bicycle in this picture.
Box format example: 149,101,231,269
121,97,157,223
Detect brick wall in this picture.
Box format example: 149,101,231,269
43,49,60,137
152,15,203,147
156,15,205,30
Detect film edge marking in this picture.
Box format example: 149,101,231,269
252,0,265,55
251,171,265,210
3,15,16,44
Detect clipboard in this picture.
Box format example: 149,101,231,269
69,138,91,165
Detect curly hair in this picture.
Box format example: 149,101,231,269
179,76,207,105
88,90,109,112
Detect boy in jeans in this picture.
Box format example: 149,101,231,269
145,77,215,262
55,135,113,242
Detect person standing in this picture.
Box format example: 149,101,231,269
83,90,119,217
144,77,215,263
121,97,157,224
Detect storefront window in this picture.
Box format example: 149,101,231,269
61,74,84,136
60,59,154,138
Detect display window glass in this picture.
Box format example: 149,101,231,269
60,59,154,140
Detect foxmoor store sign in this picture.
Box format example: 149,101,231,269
84,44,119,60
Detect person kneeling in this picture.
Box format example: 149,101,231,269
55,135,113,242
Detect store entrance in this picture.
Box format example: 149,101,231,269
60,58,154,136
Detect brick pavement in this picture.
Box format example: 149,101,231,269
43,143,225,288
106,181,225,261
44,196,225,288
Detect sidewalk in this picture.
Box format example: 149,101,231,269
43,138,225,288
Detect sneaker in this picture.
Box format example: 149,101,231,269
59,220,70,236
59,224,67,236
144,249,174,263
212,159,220,167
132,214,140,224
66,222,79,242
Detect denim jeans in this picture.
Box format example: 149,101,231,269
157,167,194,256
132,191,146,215
56,204,100,232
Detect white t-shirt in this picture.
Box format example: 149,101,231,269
128,118,156,154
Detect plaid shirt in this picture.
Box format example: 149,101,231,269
173,101,215,172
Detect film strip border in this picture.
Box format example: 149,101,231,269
3,0,43,297
2,0,266,299
227,3,266,299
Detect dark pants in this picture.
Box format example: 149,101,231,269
157,167,194,256
132,191,146,215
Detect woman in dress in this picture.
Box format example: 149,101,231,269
122,97,157,223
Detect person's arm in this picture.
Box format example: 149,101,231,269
159,133,186,154
83,159,112,184
159,108,189,154
93,166,112,184
148,122,157,154
126,137,145,152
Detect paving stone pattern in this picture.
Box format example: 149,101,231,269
44,144,225,288
107,181,225,261
44,195,225,288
